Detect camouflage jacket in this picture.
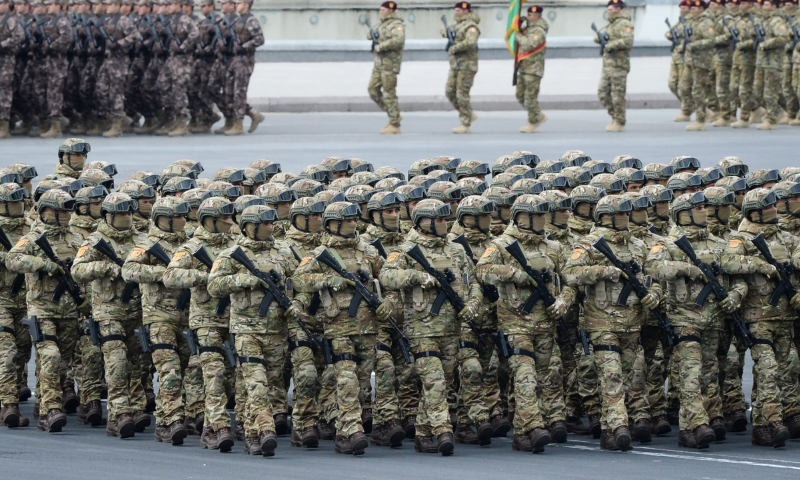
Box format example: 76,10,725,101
603,10,634,71
122,227,188,325
42,13,73,56
756,9,790,69
778,214,800,238
729,209,742,230
54,162,82,179
162,225,235,329
790,8,800,65
734,7,759,66
477,224,574,335
293,233,383,338
708,220,731,240
380,228,481,339
69,214,99,243
168,12,200,56
0,216,29,310
712,8,735,66
646,225,726,330
447,227,497,331
685,10,716,71
517,17,548,77
72,221,146,323
207,235,295,335
563,226,662,333
400,219,414,234
629,224,666,327
273,219,289,239
546,225,583,328
722,220,798,322
0,12,25,56
283,226,323,334
370,12,405,74
131,213,149,233
185,219,199,238
232,12,264,58
7,222,83,320
104,12,141,53
444,13,480,72
667,15,686,66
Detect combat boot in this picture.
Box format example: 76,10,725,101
187,116,199,131
386,419,405,448
751,425,773,446
234,421,245,441
247,107,264,133
18,386,31,402
86,118,106,136
334,435,354,454
613,426,633,451
512,433,532,451
107,414,135,439
0,120,10,139
565,416,590,435
370,423,389,446
606,120,625,132
145,390,156,413
731,117,751,128
685,121,706,131
200,428,218,449
124,113,141,133
705,109,718,122
528,427,551,453
317,418,335,440
195,412,205,434
134,116,155,134
167,419,188,445
70,115,86,134
380,124,401,134
455,424,479,444
777,111,790,125
678,429,698,448
260,431,278,457
40,119,63,138
437,432,454,456
155,118,176,136
790,117,800,126
224,119,244,136
244,436,262,455
549,420,568,444
38,408,67,433
712,117,731,127
133,411,151,432
62,387,79,414
1,404,27,428
216,427,235,452
755,120,776,130
725,410,747,432
490,413,511,437
33,402,39,418
673,112,692,122
519,122,539,133
786,414,800,439
214,117,233,134
751,106,766,123
693,424,716,449
600,429,617,450
471,112,478,122
633,419,652,443
361,408,373,434
82,400,104,427
709,417,726,441
291,426,320,448
184,415,198,435
665,408,679,426
652,415,671,435
102,118,123,137
588,414,601,438
190,118,212,134
768,421,790,448
11,119,32,136
168,117,189,136
414,435,438,453
274,413,289,435
452,124,471,134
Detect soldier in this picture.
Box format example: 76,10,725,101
516,5,548,133
255,182,297,239
367,1,405,135
55,137,90,179
379,198,477,455
710,0,736,126
752,0,790,129
596,0,634,132
722,188,800,446
344,184,376,235
7,189,88,432
0,183,30,428
221,0,263,136
294,201,382,455
72,192,151,438
30,0,72,138
0,0,25,138
563,195,662,451
443,1,479,134
669,0,690,118
10,0,35,136
732,0,760,127
94,0,141,137
683,0,717,131
788,0,800,125
121,196,194,445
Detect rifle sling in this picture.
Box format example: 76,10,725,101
376,342,392,353
332,353,362,364
510,348,536,359
413,350,441,359
288,340,314,351
199,346,226,357
99,334,126,344
592,344,622,354
238,355,268,367
151,343,178,351
0,326,15,335
459,340,481,351
675,335,702,345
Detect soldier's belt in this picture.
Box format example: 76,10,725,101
79,328,90,337
0,326,15,336
459,340,481,351
199,345,227,357
592,344,623,355
675,334,702,345
376,342,392,353
510,348,536,359
238,355,268,367
99,334,127,345
289,340,314,351
412,350,441,360
151,343,178,351
332,353,362,364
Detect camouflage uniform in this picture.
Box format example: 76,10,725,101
225,7,263,125
79,8,106,134
597,9,634,127
95,11,141,131
712,6,735,122
155,9,199,131
753,7,790,125
681,8,716,124
443,12,480,128
0,6,24,128
732,5,759,124
789,7,800,124
667,15,686,103
33,6,73,135
515,17,548,126
367,11,405,129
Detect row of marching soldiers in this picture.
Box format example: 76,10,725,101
0,143,798,458
0,0,264,139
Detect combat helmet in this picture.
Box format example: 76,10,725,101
455,160,490,179
770,181,800,218
182,188,215,221
428,170,457,184
426,181,463,204
328,177,358,194
429,156,462,173
717,156,748,177
129,170,160,188
374,166,406,181
611,155,642,172
395,184,427,221
36,189,76,225
152,196,192,233
669,191,707,226
350,171,381,187
780,167,800,180
100,192,138,230
510,178,546,196
411,198,452,238
207,181,242,200
583,160,614,176
3,163,38,184
491,155,525,176
161,176,197,196
534,159,566,176
456,195,496,234
590,173,626,193
249,160,282,179
539,189,573,228
455,177,487,196
269,172,298,186
58,138,91,172
300,164,334,184
367,191,404,231
197,196,236,233
408,159,442,179
320,156,353,176
290,196,328,233
667,172,703,195
0,183,29,218
315,189,346,204
560,150,591,167
505,165,537,179
509,150,540,166
704,186,737,225
746,169,780,190
172,159,204,175
553,166,592,190
85,161,118,177
79,169,114,191
322,201,362,238
696,167,724,185
373,177,407,193
491,172,522,189
570,185,607,221
233,195,268,224
350,159,374,174
160,164,197,188
511,194,551,234
642,163,675,185
239,205,279,238
408,175,436,190
593,195,633,230
741,188,778,223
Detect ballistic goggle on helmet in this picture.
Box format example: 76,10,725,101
249,159,282,177
323,201,362,237
256,183,298,205
716,175,748,194
505,165,537,179
696,167,724,185
160,164,198,185
590,173,626,193
560,150,591,167
671,156,701,172
344,184,377,205
238,204,279,229
350,171,382,187
290,196,328,232
36,188,76,214
0,171,23,186
268,172,298,185
408,159,442,179
553,167,592,189
411,198,452,231
428,170,457,184
213,167,247,185
0,183,30,217
770,181,800,218
74,185,109,207
350,159,374,174
314,190,347,204
780,167,800,180
320,156,353,174
456,195,496,233
510,178,546,196
3,164,38,182
373,177,407,193
717,156,749,177
58,138,91,159
395,184,427,220
429,156,462,173
746,169,780,189
234,195,268,220
667,172,703,192
117,180,156,200
171,159,204,175
642,163,675,182
583,160,614,176
491,173,523,189
455,176,488,197
206,181,242,200
328,176,358,194
570,184,607,220
614,168,646,186
162,176,197,196
367,191,405,231
196,196,235,226
741,188,778,222
639,184,675,204
78,169,114,191
510,151,541,166
593,195,633,225
100,192,138,217
129,170,161,188
181,188,215,211
534,159,566,176
611,155,643,172
374,166,406,181
300,164,334,184
84,161,118,177
408,175,436,190
455,160,490,179
426,181,463,202
491,155,526,176
669,191,707,224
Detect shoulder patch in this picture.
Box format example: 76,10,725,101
211,258,223,272
76,245,90,258
650,245,665,254
729,239,742,249
173,251,188,262
299,256,312,267
481,246,496,259
14,238,29,248
571,248,586,260
131,246,145,258
387,251,401,263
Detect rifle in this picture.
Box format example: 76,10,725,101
591,22,609,57
451,234,499,303
191,246,230,315
90,17,120,58
182,328,199,356
369,238,387,259
750,13,768,65
504,240,574,348
86,317,100,346
673,235,753,348
92,238,136,303
789,15,799,60
491,330,510,359
223,14,242,57
21,316,43,343
666,18,680,52
207,11,226,64
316,248,412,364
134,324,151,353
723,17,739,51
366,18,379,52
157,14,182,50
34,233,85,305
591,237,678,347
223,333,237,367
750,233,798,312
67,12,85,54
33,14,51,47
289,245,320,315
146,242,191,311
230,246,290,316
0,226,25,295
20,17,34,55
682,22,693,57
404,244,486,350
80,14,99,49
442,15,456,52
143,13,164,53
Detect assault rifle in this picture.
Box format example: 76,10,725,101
451,234,499,303
207,11,226,63
682,22,693,55
146,242,191,311
289,245,320,315
157,14,181,50
134,324,151,353
92,238,136,303
22,316,43,343
34,233,85,305
751,233,798,313
143,13,164,53
591,22,609,56
86,317,100,346
750,13,768,65
230,246,290,316
665,18,680,52
0,226,25,295
223,333,237,367
366,18,379,52
369,238,387,260
190,245,230,315
223,15,242,57
182,328,199,356
442,15,456,52
789,15,799,59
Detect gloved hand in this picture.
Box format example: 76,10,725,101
591,265,623,282
105,263,122,279
720,291,741,313
374,44,381,53
458,304,478,323
285,303,303,321
411,271,437,288
448,46,455,55
77,296,91,311
328,277,354,292
641,292,660,310
376,301,396,321
791,293,800,311
756,262,777,278
594,36,600,44
44,260,64,275
687,265,705,282
509,268,531,286
242,274,263,289
546,297,567,318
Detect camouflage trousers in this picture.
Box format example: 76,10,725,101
32,317,78,412
148,320,199,426
598,66,628,125
445,69,476,127
718,326,747,415
748,320,800,426
368,67,401,127
11,56,31,122
207,58,230,119
562,324,601,419
100,319,146,422
141,56,164,118
793,64,800,120
707,67,718,113
318,356,338,425
455,330,491,427
753,67,784,123
679,65,713,122
125,56,147,119
76,333,104,405
673,326,723,431
515,73,543,124
189,58,216,124
63,55,85,121
32,55,69,120
374,328,413,425
784,62,799,120
289,339,319,430
496,351,512,416
196,326,232,432
235,333,289,437
589,330,650,431
732,63,757,118
79,56,103,122
505,334,545,434
641,324,669,418
0,304,28,405
141,351,154,394
533,331,566,426
715,63,734,121
412,335,457,437
234,362,246,425
0,56,16,121
226,55,256,121
668,60,683,102
96,56,130,120
157,54,193,120
327,334,375,437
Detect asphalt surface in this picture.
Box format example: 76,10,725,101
3,110,798,179
2,110,800,479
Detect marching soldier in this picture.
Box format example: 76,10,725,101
0,0,24,138
669,0,690,118
222,0,263,136
443,1,480,134
710,0,736,126
752,0,790,129
367,1,405,135
683,0,717,132
515,5,548,134
596,0,634,132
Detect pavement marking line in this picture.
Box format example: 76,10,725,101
557,445,800,470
